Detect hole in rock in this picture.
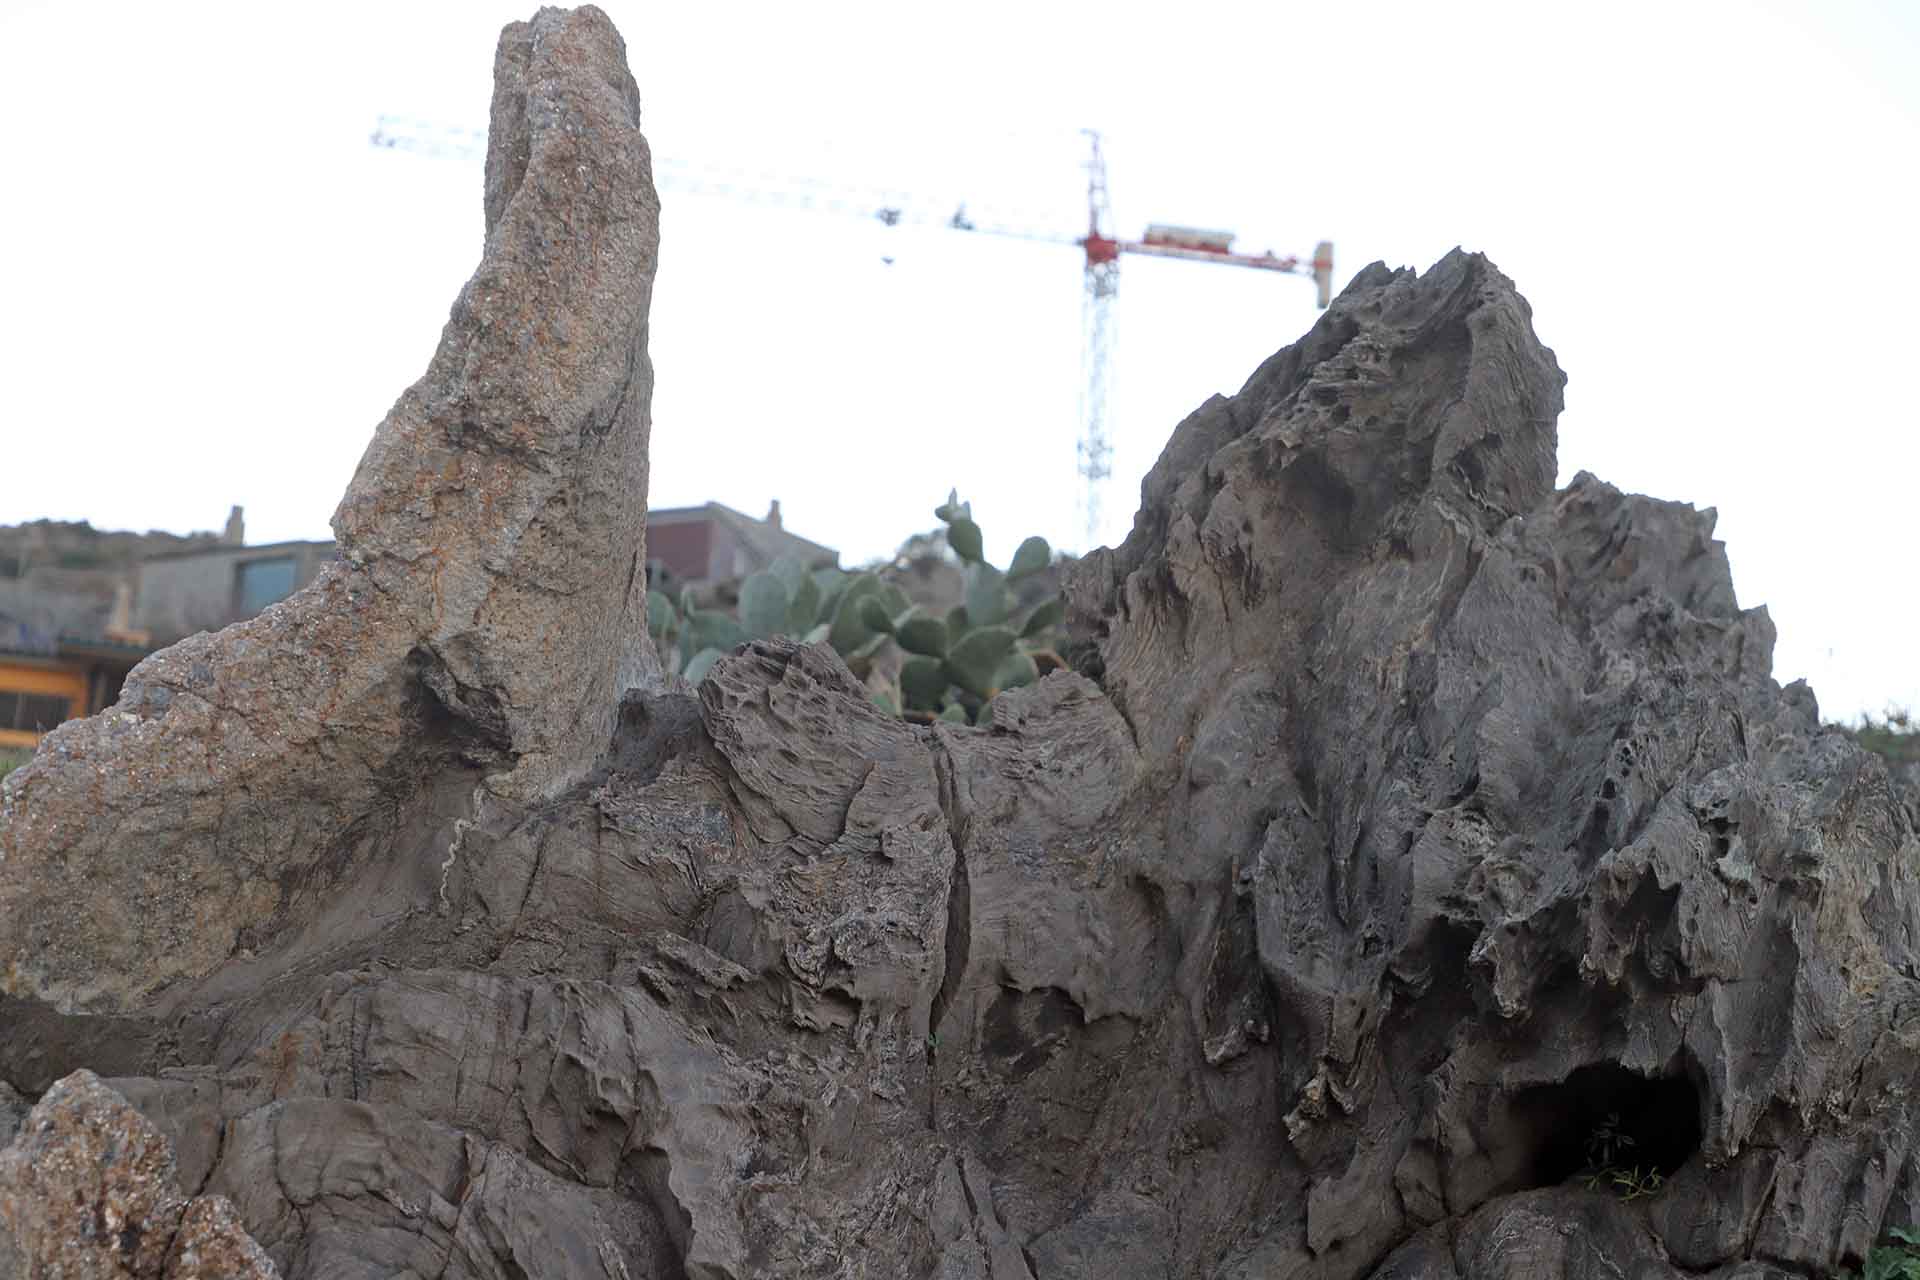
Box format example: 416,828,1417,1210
984,986,1082,1078
1512,1062,1701,1188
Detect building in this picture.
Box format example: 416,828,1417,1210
0,583,149,749
647,500,838,594
1,533,339,748
134,538,337,645
0,633,151,749
0,507,336,748
0,500,834,747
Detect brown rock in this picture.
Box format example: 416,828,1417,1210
0,1069,274,1278
164,1197,277,1280
0,4,660,1014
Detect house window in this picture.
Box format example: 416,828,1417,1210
236,556,298,615
0,691,72,733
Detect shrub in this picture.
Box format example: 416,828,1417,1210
1843,1226,1920,1280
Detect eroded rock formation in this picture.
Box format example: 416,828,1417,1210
3,7,1918,1278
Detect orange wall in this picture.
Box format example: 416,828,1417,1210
0,659,88,748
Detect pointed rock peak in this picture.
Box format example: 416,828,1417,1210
0,4,661,1013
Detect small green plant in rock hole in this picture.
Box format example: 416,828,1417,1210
1582,1164,1664,1201
1842,1227,1920,1280
1578,1111,1666,1203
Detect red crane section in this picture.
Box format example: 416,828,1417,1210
1069,130,1331,538
1128,230,1335,298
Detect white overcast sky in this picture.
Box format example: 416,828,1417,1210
0,1,1915,720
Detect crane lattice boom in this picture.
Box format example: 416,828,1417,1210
370,116,1332,546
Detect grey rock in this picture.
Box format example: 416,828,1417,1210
1026,1189,1172,1279
3,14,1917,1280
1062,251,1920,1278
1366,1225,1457,1280
932,1150,1037,1280
0,1081,25,1147
1450,1188,1676,1279
0,2,660,1015
0,1082,26,1277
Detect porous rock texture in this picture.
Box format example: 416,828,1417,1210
4,14,1920,1280
0,4,660,1014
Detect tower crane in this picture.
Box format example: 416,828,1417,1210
371,117,1333,542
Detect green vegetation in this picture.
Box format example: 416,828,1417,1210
1845,708,1920,771
1843,1227,1920,1280
1580,1163,1664,1201
1578,1112,1665,1203
647,491,1064,725
0,747,31,780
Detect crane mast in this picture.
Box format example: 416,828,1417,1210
1077,131,1120,542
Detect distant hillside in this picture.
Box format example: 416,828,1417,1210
0,519,220,578
1839,709,1920,791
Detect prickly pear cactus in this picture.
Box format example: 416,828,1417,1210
894,489,1064,725
644,491,1066,725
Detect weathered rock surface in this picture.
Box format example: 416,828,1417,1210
0,1069,276,1277
3,10,1919,1279
0,4,660,1014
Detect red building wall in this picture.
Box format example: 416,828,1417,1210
648,520,713,583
